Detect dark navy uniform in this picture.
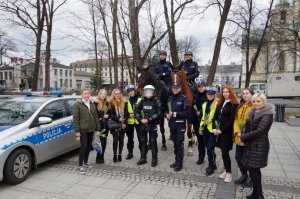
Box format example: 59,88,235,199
136,96,162,166
167,92,189,170
178,60,200,83
192,87,207,164
155,60,173,87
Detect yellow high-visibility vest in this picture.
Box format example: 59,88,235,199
199,101,217,133
127,98,142,124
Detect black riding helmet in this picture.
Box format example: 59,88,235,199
184,51,193,56
159,50,167,56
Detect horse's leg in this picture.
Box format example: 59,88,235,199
160,116,167,151
187,123,194,156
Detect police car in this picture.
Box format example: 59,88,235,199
0,91,81,184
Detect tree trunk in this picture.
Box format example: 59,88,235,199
91,0,100,90
206,0,232,86
32,0,45,91
111,0,118,87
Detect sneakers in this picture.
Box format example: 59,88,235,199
83,162,93,169
219,171,227,179
78,166,85,174
224,173,232,183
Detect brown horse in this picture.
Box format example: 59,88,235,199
171,69,195,155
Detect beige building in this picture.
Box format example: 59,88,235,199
70,55,133,86
241,0,300,88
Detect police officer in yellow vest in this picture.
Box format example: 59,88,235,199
125,85,142,160
199,87,218,176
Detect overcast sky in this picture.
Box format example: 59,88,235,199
1,0,277,66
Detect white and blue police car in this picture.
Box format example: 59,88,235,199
0,91,81,184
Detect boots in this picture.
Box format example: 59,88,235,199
113,154,117,163
126,152,133,160
234,175,248,185
244,176,253,187
118,154,122,162
137,147,147,165
96,154,104,164
150,139,158,167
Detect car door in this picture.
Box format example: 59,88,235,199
64,98,80,147
35,100,73,162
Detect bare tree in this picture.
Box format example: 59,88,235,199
0,29,17,65
162,0,194,66
0,0,46,90
176,35,201,58
43,0,67,91
111,0,119,87
224,0,275,87
206,0,232,86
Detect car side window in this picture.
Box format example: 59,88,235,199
65,99,76,116
39,100,67,121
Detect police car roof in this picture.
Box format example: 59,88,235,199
7,95,81,103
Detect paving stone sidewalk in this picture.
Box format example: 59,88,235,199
0,122,300,199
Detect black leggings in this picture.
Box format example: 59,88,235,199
248,167,262,197
235,145,248,175
221,148,231,173
79,132,94,166
112,131,125,155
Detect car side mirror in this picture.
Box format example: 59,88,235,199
38,117,52,125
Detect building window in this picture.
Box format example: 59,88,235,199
279,53,285,71
60,79,63,87
65,70,68,77
64,79,68,87
5,72,8,79
280,10,286,23
0,72,2,79
54,69,57,75
70,79,72,88
60,69,63,76
69,70,72,76
9,72,12,80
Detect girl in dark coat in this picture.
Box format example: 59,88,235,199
213,86,238,183
94,89,111,164
239,93,274,199
109,89,128,163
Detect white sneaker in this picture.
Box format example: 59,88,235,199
78,166,85,174
219,171,226,179
224,173,232,183
83,162,93,169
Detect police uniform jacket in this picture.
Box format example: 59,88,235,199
179,60,200,81
155,60,173,86
136,96,162,125
167,93,189,130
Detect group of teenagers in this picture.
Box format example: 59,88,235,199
73,50,274,199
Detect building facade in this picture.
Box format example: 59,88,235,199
241,0,300,88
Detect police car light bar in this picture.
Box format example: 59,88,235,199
23,91,63,97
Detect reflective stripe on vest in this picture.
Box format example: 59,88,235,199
127,98,142,124
199,101,217,133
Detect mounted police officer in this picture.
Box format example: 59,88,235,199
136,85,162,167
178,51,200,88
154,50,173,95
125,85,142,160
166,82,189,172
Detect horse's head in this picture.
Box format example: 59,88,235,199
136,66,151,95
171,69,187,87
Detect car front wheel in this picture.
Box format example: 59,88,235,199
4,148,32,184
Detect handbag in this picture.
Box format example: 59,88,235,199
107,119,122,130
92,132,102,154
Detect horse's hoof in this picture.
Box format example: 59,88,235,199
161,145,167,151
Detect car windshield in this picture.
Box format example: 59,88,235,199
0,101,42,126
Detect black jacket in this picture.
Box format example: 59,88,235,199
214,101,238,151
110,103,129,132
178,60,199,81
155,59,173,86
166,93,189,130
94,101,111,130
136,96,162,125
241,105,274,168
